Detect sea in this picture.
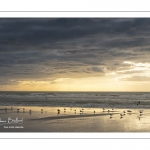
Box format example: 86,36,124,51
0,91,150,108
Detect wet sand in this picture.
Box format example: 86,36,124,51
0,106,150,132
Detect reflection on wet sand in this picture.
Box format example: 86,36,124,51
0,106,150,132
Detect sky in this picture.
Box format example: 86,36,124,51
0,18,150,91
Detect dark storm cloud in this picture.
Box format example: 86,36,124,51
1,18,150,84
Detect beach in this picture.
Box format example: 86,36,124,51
0,92,150,132
0,106,150,132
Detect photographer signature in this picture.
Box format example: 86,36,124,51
0,117,23,125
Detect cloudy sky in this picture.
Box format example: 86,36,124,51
1,18,150,91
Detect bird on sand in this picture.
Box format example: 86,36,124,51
29,110,32,114
120,114,123,118
57,109,60,114
94,111,95,114
80,110,83,113
110,114,113,119
139,110,143,113
127,110,132,113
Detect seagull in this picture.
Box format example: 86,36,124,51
57,109,60,114
137,101,140,105
64,108,66,111
139,110,143,113
110,114,113,119
127,110,132,113
94,111,95,114
120,114,123,118
29,110,32,114
80,110,83,113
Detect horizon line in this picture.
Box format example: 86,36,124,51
0,91,150,92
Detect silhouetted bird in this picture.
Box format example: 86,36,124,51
57,109,60,114
139,110,143,114
110,114,113,119
64,108,66,111
127,110,132,113
120,114,123,118
80,110,83,113
29,110,31,114
137,101,140,105
94,111,95,114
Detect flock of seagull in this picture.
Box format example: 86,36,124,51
0,100,143,120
